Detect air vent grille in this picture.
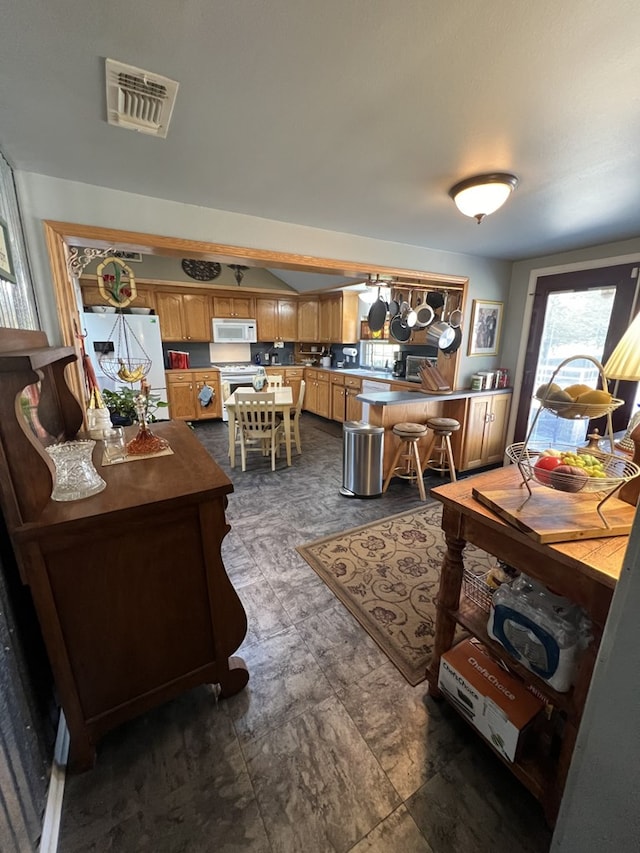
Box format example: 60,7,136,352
106,59,179,138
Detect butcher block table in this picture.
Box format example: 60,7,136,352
427,465,633,825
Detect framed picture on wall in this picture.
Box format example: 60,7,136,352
0,217,16,283
468,299,503,356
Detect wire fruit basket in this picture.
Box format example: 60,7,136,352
533,395,624,420
511,354,640,527
505,443,639,494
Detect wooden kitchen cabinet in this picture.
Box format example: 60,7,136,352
459,392,512,470
166,370,222,421
284,368,303,404
0,329,248,771
330,373,346,423
304,369,330,418
318,292,359,343
212,295,255,319
345,375,363,422
297,298,319,342
156,291,211,342
256,297,298,342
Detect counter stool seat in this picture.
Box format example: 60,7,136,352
422,417,461,482
383,422,428,501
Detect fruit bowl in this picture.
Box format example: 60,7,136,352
506,443,640,494
534,395,624,420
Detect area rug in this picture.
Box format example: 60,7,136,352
296,504,496,686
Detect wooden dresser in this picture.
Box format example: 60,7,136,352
0,328,248,770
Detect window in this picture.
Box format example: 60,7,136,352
360,341,394,371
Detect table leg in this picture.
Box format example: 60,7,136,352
284,409,292,466
427,526,466,695
228,410,236,468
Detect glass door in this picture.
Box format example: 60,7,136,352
514,264,639,445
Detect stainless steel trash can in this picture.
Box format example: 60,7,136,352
340,421,384,498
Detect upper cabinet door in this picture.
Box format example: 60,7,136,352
256,298,278,341
298,299,319,342
277,299,298,341
213,296,255,318
156,291,185,341
182,293,211,341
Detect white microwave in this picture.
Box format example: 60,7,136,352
212,318,257,344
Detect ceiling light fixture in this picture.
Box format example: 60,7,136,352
448,172,519,224
228,264,249,286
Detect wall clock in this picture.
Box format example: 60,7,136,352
181,259,222,281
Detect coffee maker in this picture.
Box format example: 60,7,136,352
392,351,406,378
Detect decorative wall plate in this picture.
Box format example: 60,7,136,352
181,259,222,281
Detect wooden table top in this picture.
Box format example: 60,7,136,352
430,466,633,590
15,420,233,537
224,387,293,406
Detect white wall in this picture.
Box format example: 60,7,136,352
14,172,512,387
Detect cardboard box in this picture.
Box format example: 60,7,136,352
438,638,544,762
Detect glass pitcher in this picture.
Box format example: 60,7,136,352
46,440,106,501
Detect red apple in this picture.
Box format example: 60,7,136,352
549,464,589,493
534,455,563,485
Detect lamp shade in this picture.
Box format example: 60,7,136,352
449,173,519,223
603,312,640,380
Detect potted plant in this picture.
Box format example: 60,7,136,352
102,387,167,427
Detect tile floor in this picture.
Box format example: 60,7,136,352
57,415,551,852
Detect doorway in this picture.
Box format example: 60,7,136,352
514,263,639,445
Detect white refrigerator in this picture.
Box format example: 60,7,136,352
81,312,169,410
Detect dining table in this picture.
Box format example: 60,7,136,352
224,386,294,468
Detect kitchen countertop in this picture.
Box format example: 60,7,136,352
164,364,512,402
356,387,512,406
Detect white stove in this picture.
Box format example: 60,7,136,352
214,363,260,421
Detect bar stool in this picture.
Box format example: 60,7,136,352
421,417,460,482
382,422,428,501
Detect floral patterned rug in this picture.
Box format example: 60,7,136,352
296,503,496,686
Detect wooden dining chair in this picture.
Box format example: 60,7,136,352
234,391,283,472
266,374,284,388
279,380,305,455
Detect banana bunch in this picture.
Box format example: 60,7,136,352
117,360,146,383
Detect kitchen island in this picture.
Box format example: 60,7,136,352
355,385,512,475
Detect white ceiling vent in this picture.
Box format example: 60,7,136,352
105,59,179,138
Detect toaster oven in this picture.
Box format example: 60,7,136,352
405,355,438,383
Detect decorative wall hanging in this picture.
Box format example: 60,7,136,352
96,256,137,308
468,299,503,357
181,259,222,281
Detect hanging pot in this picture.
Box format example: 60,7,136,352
414,292,435,328
425,320,454,348
440,325,463,355
390,313,411,342
367,287,387,333
400,298,417,328
426,291,446,313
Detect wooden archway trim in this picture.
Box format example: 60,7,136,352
43,220,469,405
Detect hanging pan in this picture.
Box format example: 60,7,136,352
388,288,400,320
400,297,417,329
367,287,387,333
426,291,446,314
390,312,412,342
414,292,435,328
440,325,463,355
